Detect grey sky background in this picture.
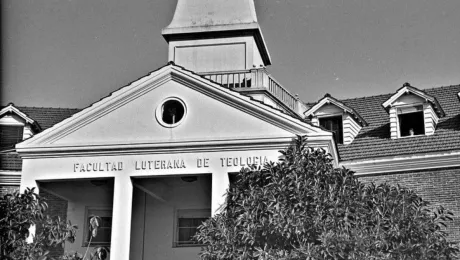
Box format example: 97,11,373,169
2,0,460,108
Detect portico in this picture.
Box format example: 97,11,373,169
16,0,337,259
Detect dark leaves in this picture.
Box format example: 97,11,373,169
194,136,459,260
0,188,78,260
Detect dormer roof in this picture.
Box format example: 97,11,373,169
382,83,445,118
331,85,460,161
0,104,41,131
305,94,368,127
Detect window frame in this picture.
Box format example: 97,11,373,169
155,97,187,128
396,105,426,138
0,124,24,150
318,115,344,144
173,208,210,247
82,207,113,247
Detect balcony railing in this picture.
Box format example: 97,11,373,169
201,68,299,113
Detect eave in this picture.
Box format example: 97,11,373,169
382,83,445,118
304,94,368,127
0,104,42,131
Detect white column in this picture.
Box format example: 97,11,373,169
110,175,133,259
211,170,230,215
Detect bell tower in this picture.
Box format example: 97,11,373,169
162,0,306,117
162,0,271,73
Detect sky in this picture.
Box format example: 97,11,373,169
2,0,460,108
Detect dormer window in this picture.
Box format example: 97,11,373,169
319,116,343,144
397,105,425,137
304,94,367,145
0,125,24,150
0,104,41,151
383,83,445,139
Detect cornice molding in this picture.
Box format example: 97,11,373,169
18,65,330,148
233,88,300,118
341,150,460,175
170,71,310,133
17,136,335,160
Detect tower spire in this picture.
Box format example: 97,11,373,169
162,0,271,72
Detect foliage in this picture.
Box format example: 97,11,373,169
0,187,75,260
195,136,459,260
0,188,108,260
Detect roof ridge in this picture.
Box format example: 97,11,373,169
15,105,81,110
323,84,460,104
17,62,322,146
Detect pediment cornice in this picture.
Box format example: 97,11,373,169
17,64,331,152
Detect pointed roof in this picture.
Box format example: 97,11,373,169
333,85,460,161
304,94,368,127
0,104,41,131
16,63,332,151
164,0,259,32
382,83,445,117
162,0,271,65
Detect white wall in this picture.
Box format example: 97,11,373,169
40,180,115,256
130,175,212,260
169,36,261,73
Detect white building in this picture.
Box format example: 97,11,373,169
14,0,336,258
0,0,458,259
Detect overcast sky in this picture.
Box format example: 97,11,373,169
2,0,460,108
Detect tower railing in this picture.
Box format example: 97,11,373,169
200,68,299,113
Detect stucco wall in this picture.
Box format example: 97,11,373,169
130,175,212,259
59,180,114,255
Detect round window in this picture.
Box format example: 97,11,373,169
156,97,187,127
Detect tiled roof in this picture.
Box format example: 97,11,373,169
3,83,460,163
0,106,79,171
305,93,368,127
333,85,460,161
15,106,80,130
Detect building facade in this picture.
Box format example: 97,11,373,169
1,0,459,259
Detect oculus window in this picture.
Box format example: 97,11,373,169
175,209,210,247
319,116,343,144
156,97,187,128
398,106,425,137
83,207,112,246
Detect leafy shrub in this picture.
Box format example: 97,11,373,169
195,136,459,260
0,188,108,260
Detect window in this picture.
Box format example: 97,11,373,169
83,207,112,246
319,116,343,144
0,125,23,149
398,106,425,137
175,209,210,247
156,97,187,128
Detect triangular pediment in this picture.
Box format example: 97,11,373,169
0,104,41,130
305,94,367,127
382,83,445,117
17,64,330,153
